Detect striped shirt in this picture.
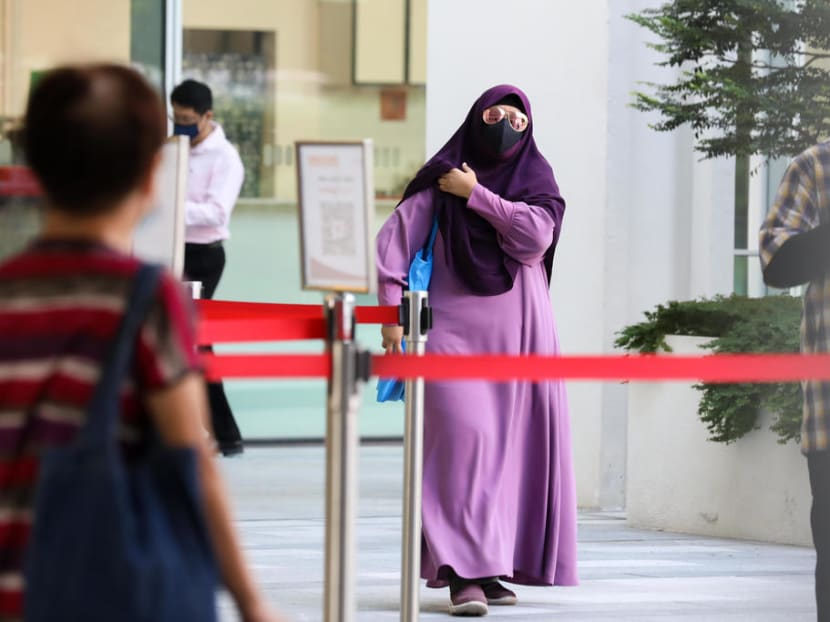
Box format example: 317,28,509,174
759,140,830,454
0,239,200,621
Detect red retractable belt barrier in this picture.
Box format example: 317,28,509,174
201,353,329,380
198,317,328,343
195,300,830,384
200,352,830,384
0,166,41,197
195,299,398,344
372,353,830,383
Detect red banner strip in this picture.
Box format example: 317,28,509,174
201,352,830,383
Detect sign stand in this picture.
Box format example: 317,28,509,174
295,140,375,622
400,289,430,622
323,293,370,622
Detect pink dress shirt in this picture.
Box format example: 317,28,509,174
184,122,244,244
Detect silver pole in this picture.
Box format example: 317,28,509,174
164,0,183,100
324,293,360,622
183,280,202,300
401,290,429,622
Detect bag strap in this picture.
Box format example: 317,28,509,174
77,263,163,448
423,216,439,259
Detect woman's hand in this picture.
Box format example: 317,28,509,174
381,325,404,354
438,162,477,199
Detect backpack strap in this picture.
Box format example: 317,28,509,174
77,264,163,448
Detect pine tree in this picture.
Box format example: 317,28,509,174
628,0,830,160
628,0,830,292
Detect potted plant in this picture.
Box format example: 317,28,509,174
615,294,802,444
616,294,811,545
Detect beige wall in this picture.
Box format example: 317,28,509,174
354,0,406,83
1,0,130,116
352,0,426,85
408,0,427,84
319,86,426,196
184,0,319,71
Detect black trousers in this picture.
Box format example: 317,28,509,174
809,450,830,622
184,243,242,446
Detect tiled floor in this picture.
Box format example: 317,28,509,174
217,446,816,621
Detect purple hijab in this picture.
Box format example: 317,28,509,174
400,84,565,296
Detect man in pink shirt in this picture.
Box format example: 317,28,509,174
171,79,245,456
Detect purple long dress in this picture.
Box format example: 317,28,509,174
376,183,578,588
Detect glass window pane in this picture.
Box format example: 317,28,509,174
0,1,164,263
733,255,748,296
130,0,166,90
182,29,276,198
180,2,426,202
181,0,426,439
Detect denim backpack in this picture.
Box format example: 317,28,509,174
24,264,218,622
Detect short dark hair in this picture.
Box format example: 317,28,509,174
170,79,213,115
23,64,166,216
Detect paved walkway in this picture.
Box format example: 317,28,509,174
217,446,816,621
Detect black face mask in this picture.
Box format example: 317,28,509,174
480,118,523,155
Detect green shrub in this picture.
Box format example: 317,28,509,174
615,295,803,445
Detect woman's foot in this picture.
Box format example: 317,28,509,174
449,576,488,616
480,581,517,606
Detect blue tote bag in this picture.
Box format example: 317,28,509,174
24,265,218,622
377,216,439,402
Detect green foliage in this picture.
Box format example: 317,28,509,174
627,0,830,159
615,295,803,444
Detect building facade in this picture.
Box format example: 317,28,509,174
0,0,789,509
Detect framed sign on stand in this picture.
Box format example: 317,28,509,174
295,139,377,622
295,140,375,294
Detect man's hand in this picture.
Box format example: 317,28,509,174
438,162,477,199
381,325,404,354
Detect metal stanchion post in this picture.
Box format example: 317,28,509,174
400,290,431,622
324,293,370,622
184,280,202,300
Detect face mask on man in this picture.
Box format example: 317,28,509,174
480,118,523,155
173,123,200,140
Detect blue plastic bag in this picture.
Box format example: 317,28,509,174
375,339,406,401
376,216,438,402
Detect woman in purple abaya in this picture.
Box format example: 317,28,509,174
376,85,578,616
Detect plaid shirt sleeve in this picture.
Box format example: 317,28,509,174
759,151,821,272
760,143,830,454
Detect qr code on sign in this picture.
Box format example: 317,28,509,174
321,201,356,256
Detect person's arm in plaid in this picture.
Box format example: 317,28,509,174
760,149,830,288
